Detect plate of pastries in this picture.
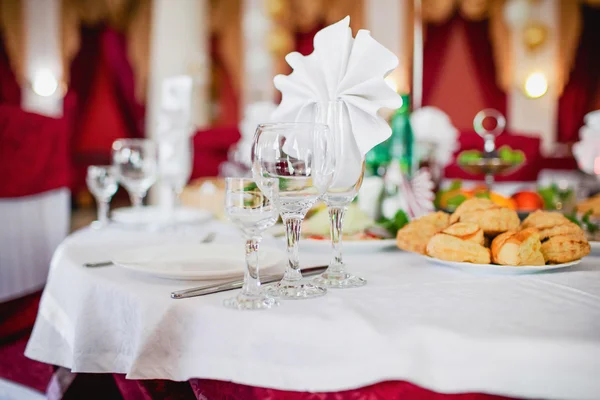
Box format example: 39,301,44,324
396,198,590,274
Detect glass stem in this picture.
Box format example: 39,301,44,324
130,192,144,208
98,200,110,227
283,217,303,282
241,236,262,297
328,206,347,275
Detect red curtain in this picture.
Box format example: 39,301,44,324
210,36,240,126
0,32,20,105
68,24,144,193
557,4,600,143
422,18,455,106
462,18,507,115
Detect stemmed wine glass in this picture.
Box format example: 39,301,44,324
313,101,367,288
252,123,336,299
159,138,193,214
223,177,280,310
112,139,158,208
86,165,118,229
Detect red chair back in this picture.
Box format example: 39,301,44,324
0,104,70,197
191,126,240,178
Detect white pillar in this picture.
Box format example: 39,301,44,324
147,0,210,204
507,0,558,156
241,0,274,108
364,0,406,92
22,0,63,117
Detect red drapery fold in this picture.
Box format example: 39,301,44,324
0,32,20,105
422,18,455,106
68,24,144,193
557,4,600,143
462,18,507,116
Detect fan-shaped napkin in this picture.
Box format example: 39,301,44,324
271,16,402,187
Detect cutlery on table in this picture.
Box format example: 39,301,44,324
170,265,328,299
83,231,217,268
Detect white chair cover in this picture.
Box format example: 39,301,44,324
0,188,70,302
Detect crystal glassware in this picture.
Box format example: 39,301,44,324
159,138,193,212
86,165,118,229
313,101,367,288
223,177,280,310
252,122,336,299
112,139,158,208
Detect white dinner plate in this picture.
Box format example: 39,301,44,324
590,241,600,254
111,206,212,225
424,256,582,275
299,238,397,253
111,244,285,280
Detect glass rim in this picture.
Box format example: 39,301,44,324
225,177,277,185
112,138,156,149
256,122,329,130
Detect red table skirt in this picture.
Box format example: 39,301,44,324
53,374,516,400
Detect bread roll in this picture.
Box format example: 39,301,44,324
450,198,520,236
491,228,544,266
541,235,590,264
426,233,491,264
396,212,450,254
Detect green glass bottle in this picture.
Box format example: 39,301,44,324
365,136,391,177
389,94,415,177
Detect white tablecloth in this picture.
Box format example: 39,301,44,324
0,188,70,302
26,221,600,400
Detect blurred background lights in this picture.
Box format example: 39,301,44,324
32,69,58,97
524,72,548,99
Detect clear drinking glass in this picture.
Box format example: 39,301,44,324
313,101,367,288
159,138,193,211
86,165,118,229
252,123,336,299
224,177,280,310
112,139,158,208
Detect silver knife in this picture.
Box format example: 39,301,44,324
171,265,328,299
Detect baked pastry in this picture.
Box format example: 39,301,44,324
450,198,496,224
520,210,590,263
450,198,520,236
441,222,484,246
491,228,545,266
541,235,590,264
396,211,450,254
519,210,586,240
520,210,571,231
426,233,491,264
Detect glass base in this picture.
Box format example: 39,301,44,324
312,270,367,289
266,280,327,300
223,293,279,310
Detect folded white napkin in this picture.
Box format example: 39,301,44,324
271,16,402,187
410,107,459,168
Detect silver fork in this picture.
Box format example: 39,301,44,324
83,231,217,268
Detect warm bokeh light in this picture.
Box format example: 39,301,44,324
32,69,58,97
524,72,548,99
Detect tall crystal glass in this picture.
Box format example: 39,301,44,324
86,165,118,229
224,177,280,310
313,101,367,288
252,123,335,299
112,139,158,208
159,138,193,211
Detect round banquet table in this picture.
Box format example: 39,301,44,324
25,220,600,400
